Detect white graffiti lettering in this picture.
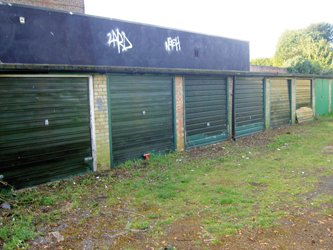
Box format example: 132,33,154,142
107,29,133,53
165,36,181,51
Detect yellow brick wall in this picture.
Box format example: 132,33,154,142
175,76,184,151
265,78,270,130
93,75,110,170
291,79,296,124
3,0,84,13
312,79,316,116
228,76,233,138
329,79,332,113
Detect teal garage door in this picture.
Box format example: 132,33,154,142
108,75,174,166
234,77,264,137
184,77,228,149
270,79,291,129
296,79,312,109
315,79,329,116
0,77,93,189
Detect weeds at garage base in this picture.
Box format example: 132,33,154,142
1,113,333,249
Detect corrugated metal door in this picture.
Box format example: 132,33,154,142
234,77,264,137
315,79,329,116
108,75,174,166
0,77,92,189
296,79,312,109
270,79,291,129
184,77,228,149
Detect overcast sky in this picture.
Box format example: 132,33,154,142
84,0,332,59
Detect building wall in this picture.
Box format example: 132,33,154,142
250,65,287,73
93,75,110,170
3,0,84,13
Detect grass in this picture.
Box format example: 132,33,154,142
2,113,333,249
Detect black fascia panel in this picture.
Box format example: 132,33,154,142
0,4,250,71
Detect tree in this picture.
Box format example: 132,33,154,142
303,22,333,42
273,22,333,74
300,36,332,67
283,56,321,74
273,30,303,66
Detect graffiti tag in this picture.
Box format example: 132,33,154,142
165,36,181,51
107,29,133,53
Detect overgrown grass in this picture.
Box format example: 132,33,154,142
2,113,333,248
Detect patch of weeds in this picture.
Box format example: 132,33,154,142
257,218,275,227
158,218,174,226
219,205,239,213
194,241,202,246
0,215,37,250
224,228,237,235
184,210,194,216
157,190,177,199
219,198,234,205
202,219,217,224
132,220,150,230
77,218,85,227
92,209,101,216
210,239,221,245
147,214,158,219
218,157,226,163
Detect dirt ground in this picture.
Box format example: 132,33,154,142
25,122,333,250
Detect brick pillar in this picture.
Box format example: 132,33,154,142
228,77,233,138
175,76,184,151
312,79,316,116
265,78,270,130
3,0,85,13
291,79,296,124
329,79,332,113
93,75,110,170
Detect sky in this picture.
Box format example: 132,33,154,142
84,0,332,60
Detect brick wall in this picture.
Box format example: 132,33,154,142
3,0,84,13
93,75,110,170
265,78,270,130
250,65,287,73
175,76,184,151
312,79,316,116
291,79,296,124
228,77,233,138
329,79,332,113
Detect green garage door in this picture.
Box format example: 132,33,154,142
185,77,228,149
296,79,312,109
315,79,329,116
0,77,92,189
270,79,291,129
108,75,174,166
234,77,264,138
